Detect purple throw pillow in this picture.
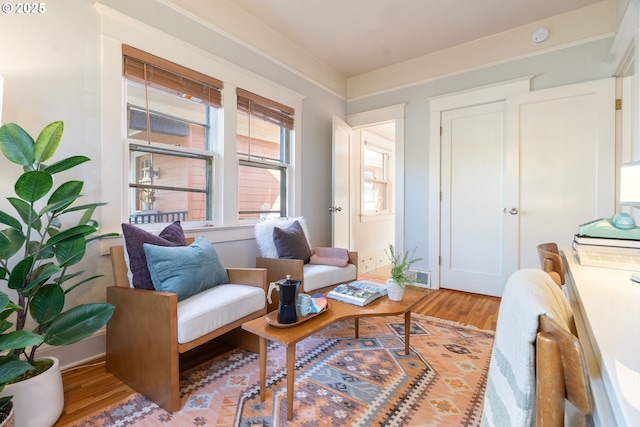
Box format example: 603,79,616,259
121,221,186,290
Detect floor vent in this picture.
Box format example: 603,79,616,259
409,269,431,288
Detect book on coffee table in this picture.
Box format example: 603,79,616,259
327,280,388,306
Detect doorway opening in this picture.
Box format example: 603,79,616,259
354,122,396,276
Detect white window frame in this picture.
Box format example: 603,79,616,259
97,4,303,245
360,137,394,220
362,143,391,215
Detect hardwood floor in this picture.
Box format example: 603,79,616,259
53,275,500,426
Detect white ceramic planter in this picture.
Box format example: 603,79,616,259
0,357,64,427
386,278,404,301
0,402,15,427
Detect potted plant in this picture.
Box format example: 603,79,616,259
0,121,116,426
138,188,156,211
385,244,423,301
0,291,42,427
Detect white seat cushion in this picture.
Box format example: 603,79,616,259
302,263,357,293
177,284,265,344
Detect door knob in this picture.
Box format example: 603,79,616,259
509,207,518,215
329,206,343,212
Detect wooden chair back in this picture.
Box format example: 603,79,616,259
537,242,564,287
536,314,592,426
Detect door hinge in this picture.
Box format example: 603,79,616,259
616,99,622,110
440,126,442,136
438,256,442,265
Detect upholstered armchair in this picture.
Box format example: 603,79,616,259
106,222,267,413
254,217,357,311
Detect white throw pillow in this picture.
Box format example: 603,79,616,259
254,216,311,258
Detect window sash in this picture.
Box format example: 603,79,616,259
238,159,287,217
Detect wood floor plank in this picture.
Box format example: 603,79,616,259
53,275,500,426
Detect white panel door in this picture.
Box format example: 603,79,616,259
504,78,616,274
441,102,506,296
332,116,352,249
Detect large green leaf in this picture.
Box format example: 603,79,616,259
0,355,36,384
34,121,63,163
62,202,107,214
46,225,96,246
0,233,10,252
43,155,90,175
30,284,64,324
0,123,35,166
40,194,81,217
0,330,43,352
23,262,61,294
55,236,86,267
0,320,13,335
7,256,34,291
46,180,83,213
54,270,84,286
43,303,115,346
0,293,8,312
7,197,41,231
28,240,54,260
15,170,53,203
0,228,26,259
0,210,23,230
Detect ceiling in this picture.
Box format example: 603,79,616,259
230,0,605,77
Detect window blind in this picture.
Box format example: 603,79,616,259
122,45,223,108
237,88,294,130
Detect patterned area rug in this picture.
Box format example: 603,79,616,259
71,314,494,426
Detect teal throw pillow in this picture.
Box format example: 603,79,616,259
143,236,229,301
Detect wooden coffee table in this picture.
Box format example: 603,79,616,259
241,286,430,420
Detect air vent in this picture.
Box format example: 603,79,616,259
408,269,431,288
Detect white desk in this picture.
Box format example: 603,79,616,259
563,248,640,427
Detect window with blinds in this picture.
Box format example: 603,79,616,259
122,45,220,224
236,88,294,220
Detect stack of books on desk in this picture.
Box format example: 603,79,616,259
572,234,640,270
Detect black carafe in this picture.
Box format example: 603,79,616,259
267,275,301,324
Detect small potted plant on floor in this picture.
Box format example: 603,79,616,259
385,244,423,301
0,121,116,426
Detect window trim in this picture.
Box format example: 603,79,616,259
98,8,304,242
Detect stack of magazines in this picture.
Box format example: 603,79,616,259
327,280,388,306
572,234,640,270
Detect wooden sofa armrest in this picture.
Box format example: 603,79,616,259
106,286,180,412
110,246,130,288
256,257,304,311
256,257,305,282
348,251,358,273
227,268,267,290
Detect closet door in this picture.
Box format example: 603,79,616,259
440,102,507,296
504,78,615,275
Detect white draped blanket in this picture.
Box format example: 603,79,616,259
481,269,573,427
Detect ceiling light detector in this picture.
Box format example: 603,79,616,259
531,27,549,44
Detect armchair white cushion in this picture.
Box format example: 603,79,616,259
254,217,357,310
